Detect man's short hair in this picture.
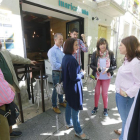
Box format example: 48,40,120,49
71,28,79,33
63,38,76,54
54,33,63,40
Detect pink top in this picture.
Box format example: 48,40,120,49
0,69,15,106
115,57,140,98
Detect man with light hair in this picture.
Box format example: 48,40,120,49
48,33,66,114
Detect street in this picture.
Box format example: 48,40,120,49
11,74,122,140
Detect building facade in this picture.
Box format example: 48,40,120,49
1,0,138,105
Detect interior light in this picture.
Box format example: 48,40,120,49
34,31,35,34
50,29,52,32
83,1,84,3
32,35,34,38
52,33,54,35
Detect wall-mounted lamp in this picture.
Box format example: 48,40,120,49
92,17,99,20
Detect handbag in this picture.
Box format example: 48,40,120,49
0,102,19,126
55,71,64,95
86,75,97,91
55,82,64,95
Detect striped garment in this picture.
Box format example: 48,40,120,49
0,69,15,106
72,39,88,66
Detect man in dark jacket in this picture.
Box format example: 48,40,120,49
123,90,140,140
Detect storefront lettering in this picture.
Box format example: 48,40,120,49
58,0,88,15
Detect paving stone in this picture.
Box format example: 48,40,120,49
11,74,121,140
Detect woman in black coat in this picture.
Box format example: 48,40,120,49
62,38,89,140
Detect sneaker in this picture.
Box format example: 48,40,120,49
91,107,98,115
103,108,108,117
10,131,22,138
59,102,66,107
53,107,61,114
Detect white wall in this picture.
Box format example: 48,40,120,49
0,0,29,105
117,11,140,67
0,0,24,57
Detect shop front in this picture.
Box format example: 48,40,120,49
0,0,97,105
20,0,95,70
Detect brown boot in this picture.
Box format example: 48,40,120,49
53,107,61,114
59,102,66,107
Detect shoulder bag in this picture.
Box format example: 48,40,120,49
0,102,19,126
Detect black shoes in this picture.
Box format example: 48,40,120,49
103,108,108,117
10,131,22,138
91,107,98,115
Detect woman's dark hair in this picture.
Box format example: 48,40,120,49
96,38,109,56
63,38,77,54
121,36,140,61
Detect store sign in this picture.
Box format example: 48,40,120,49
0,9,14,50
58,0,89,16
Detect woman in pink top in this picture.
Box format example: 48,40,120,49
0,69,15,140
112,36,140,140
90,38,117,117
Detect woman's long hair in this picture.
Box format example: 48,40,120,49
121,36,140,62
96,38,109,57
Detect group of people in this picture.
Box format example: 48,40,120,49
0,41,36,140
48,28,89,139
48,28,140,140
0,27,140,140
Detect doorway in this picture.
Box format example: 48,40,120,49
66,19,84,68
98,25,107,39
21,2,84,62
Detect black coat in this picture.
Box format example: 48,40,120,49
90,51,117,77
62,54,83,111
127,90,140,140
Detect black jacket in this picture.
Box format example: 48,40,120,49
127,90,140,140
90,51,117,77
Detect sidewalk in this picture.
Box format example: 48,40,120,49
11,76,121,140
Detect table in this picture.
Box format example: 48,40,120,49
14,63,45,123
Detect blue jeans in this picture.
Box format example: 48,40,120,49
116,93,134,140
65,102,83,135
52,71,63,107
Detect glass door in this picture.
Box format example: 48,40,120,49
66,18,84,69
